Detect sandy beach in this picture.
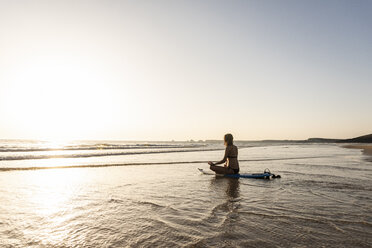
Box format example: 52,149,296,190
343,144,372,159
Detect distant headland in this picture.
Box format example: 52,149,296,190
306,133,372,143
204,133,372,143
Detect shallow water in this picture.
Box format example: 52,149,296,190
0,143,371,247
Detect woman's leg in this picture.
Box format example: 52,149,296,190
210,165,234,174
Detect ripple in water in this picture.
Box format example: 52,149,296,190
0,143,371,247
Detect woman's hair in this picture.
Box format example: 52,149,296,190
224,133,233,146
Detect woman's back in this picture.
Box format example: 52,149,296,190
226,145,239,170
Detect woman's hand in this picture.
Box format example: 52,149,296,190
208,161,214,166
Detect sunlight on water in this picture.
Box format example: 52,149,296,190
0,142,371,247
25,170,80,213
20,169,86,246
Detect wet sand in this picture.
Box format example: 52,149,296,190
343,144,372,161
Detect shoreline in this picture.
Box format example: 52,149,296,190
343,144,372,161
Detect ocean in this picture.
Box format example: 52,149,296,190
0,140,371,247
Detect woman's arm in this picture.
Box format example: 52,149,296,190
209,147,228,165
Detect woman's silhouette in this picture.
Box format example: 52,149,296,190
208,134,240,175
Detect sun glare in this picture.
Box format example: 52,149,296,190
20,169,87,245
4,56,117,141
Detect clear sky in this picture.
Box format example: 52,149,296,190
0,0,371,141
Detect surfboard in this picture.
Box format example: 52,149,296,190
198,168,215,175
198,168,281,179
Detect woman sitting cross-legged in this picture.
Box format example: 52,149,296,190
208,133,240,175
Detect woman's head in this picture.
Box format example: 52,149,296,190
224,133,233,146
